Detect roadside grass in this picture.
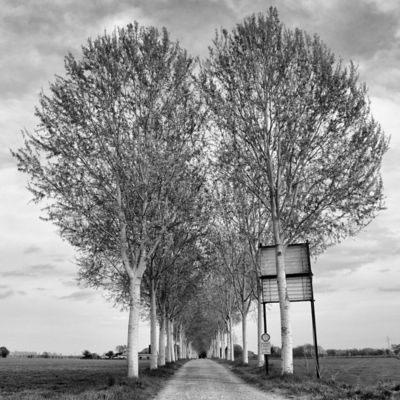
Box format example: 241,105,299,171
218,358,400,399
0,358,186,400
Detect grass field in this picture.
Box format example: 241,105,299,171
2,356,400,399
225,356,400,399
0,357,183,400
269,356,400,385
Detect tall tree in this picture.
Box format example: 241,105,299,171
13,22,204,378
201,8,388,374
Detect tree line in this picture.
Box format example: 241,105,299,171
12,7,388,377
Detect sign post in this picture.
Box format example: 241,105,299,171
258,242,320,378
262,304,269,375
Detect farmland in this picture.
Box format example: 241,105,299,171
272,356,400,385
0,357,182,400
226,356,400,399
1,356,400,399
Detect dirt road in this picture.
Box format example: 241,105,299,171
154,359,288,400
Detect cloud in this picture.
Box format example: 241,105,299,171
0,289,14,299
315,221,400,276
378,287,400,293
30,263,56,272
23,245,42,254
0,149,15,169
58,290,96,302
1,263,57,277
1,270,35,277
62,280,79,287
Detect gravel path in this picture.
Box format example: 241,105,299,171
154,359,288,400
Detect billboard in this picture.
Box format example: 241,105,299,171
259,243,314,303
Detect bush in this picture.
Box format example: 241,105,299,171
0,346,10,358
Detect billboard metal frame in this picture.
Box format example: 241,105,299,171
258,242,320,378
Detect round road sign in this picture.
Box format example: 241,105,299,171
261,333,270,342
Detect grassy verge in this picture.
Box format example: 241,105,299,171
217,359,400,399
0,360,187,400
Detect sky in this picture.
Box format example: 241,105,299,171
1,0,400,356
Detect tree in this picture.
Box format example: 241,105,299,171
115,345,127,356
105,350,115,359
141,169,210,369
211,177,270,365
0,347,10,358
81,350,93,359
13,23,204,378
201,8,388,374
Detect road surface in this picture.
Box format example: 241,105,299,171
154,359,288,400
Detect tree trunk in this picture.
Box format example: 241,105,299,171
173,323,177,361
257,289,264,367
271,195,293,374
150,277,158,370
179,325,183,359
158,303,166,366
227,328,231,360
170,319,175,362
216,331,221,358
242,310,248,364
223,331,227,359
166,317,172,363
127,278,141,378
228,317,234,361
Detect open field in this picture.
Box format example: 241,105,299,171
0,357,183,400
270,356,400,385
224,357,400,399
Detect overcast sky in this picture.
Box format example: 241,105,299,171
1,0,399,355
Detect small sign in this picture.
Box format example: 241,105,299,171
261,333,270,342
261,342,271,355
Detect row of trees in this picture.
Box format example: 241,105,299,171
13,8,388,377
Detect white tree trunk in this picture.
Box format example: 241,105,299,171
166,318,172,363
242,310,248,364
188,342,192,358
179,325,183,359
222,331,227,359
127,278,141,378
158,303,166,366
226,327,231,360
228,317,234,361
216,331,221,358
271,197,293,374
257,291,264,367
150,278,158,370
170,320,175,362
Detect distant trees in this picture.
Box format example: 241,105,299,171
0,346,10,358
392,344,400,356
115,345,127,357
81,350,100,359
293,344,326,357
105,351,115,359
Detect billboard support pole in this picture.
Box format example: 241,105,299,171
306,241,320,379
310,299,320,379
262,301,269,375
